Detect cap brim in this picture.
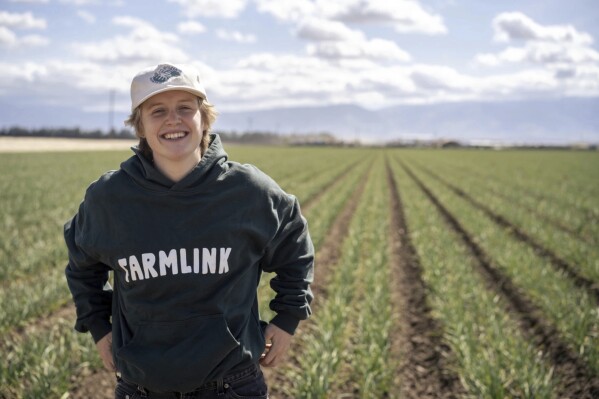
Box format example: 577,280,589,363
132,86,206,111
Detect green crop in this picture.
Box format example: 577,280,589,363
1,146,597,398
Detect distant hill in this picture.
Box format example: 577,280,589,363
1,97,597,145
215,97,599,145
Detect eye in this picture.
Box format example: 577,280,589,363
151,108,165,116
179,104,194,111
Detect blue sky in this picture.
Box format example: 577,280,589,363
1,0,598,138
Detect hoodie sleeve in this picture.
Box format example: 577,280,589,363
261,194,314,335
64,191,112,343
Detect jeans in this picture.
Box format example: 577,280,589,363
114,364,268,399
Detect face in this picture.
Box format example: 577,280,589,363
140,90,204,169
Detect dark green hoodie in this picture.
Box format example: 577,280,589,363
64,134,314,393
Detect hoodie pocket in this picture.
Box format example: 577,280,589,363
116,314,240,393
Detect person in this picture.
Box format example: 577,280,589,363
64,63,314,399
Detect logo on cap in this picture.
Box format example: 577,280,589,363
150,64,182,83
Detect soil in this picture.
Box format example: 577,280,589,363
264,164,371,398
401,161,599,399
386,160,464,399
301,160,360,211
69,369,115,399
20,155,598,398
420,165,599,303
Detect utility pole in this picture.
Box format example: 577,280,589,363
109,89,115,136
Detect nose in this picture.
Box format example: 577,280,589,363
166,109,180,125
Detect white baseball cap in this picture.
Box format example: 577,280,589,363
130,63,207,111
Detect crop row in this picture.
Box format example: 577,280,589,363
400,150,599,234
426,150,599,212
1,147,597,398
403,156,599,284
398,157,599,374
416,158,598,245
280,157,395,398
387,156,556,398
392,150,599,397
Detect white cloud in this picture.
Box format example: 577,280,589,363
0,60,213,114
0,12,49,48
255,0,316,22
74,16,188,64
477,42,599,67
476,11,599,78
480,69,559,97
168,0,248,18
255,2,417,65
257,0,446,35
212,52,375,109
59,0,101,5
20,34,49,46
77,10,96,24
216,49,599,110
0,61,48,82
216,29,256,43
557,64,599,95
410,65,475,91
327,0,447,35
308,38,411,62
8,0,49,3
0,11,47,29
2,3,597,120
178,20,206,35
296,18,364,41
0,27,17,46
235,53,325,73
493,12,593,45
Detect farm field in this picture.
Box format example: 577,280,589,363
0,143,598,398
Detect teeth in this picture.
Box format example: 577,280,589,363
163,132,186,140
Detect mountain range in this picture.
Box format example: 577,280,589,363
1,97,597,145
215,97,599,145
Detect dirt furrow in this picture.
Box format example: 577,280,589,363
417,165,599,303
0,302,75,352
401,161,599,399
412,163,595,245
305,165,370,303
302,159,361,213
450,164,599,224
385,160,464,399
0,299,116,399
485,190,594,245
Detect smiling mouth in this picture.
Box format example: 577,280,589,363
161,131,188,140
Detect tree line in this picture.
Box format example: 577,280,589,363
0,126,341,146
0,126,135,139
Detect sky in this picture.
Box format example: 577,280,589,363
1,0,598,140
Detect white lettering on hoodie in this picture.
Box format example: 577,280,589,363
118,247,232,283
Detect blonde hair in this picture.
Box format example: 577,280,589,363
125,98,218,160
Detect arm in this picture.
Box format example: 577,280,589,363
64,197,113,344
260,194,314,366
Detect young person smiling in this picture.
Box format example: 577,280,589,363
64,63,314,399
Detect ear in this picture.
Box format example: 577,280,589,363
137,120,145,139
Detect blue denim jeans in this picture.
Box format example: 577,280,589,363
114,364,268,399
